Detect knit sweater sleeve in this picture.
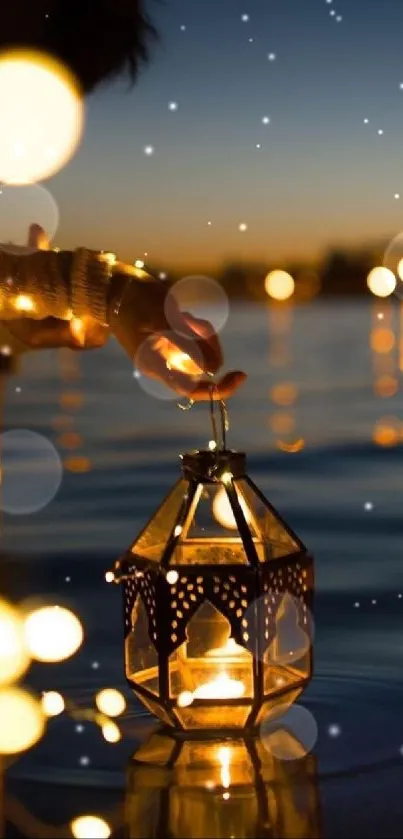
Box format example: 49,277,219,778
0,247,113,324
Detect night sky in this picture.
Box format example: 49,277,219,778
43,0,403,271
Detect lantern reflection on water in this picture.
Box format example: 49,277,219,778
126,728,321,839
112,441,314,732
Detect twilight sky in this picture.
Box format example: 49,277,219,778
44,0,403,271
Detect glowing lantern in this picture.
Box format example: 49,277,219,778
111,402,314,732
126,729,321,839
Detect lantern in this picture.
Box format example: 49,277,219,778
126,728,321,839
111,400,314,732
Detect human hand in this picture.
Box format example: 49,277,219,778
109,270,247,401
4,224,109,351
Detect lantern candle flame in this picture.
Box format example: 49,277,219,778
194,673,245,700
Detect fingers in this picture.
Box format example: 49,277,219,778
190,371,247,401
162,295,222,374
182,312,223,372
27,223,50,251
136,338,246,400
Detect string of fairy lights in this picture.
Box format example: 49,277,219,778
0,596,129,838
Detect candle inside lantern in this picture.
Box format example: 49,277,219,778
206,637,245,658
193,672,245,700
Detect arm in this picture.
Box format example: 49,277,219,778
0,240,246,400
0,247,120,324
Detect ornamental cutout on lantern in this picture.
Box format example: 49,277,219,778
111,399,314,732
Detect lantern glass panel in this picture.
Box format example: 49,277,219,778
131,479,188,563
133,692,174,728
254,689,303,725
169,601,253,705
126,596,159,696
234,479,301,559
174,704,252,731
263,592,311,693
171,483,249,566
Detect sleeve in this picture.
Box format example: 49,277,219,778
0,247,114,325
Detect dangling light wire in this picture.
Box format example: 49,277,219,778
176,376,230,455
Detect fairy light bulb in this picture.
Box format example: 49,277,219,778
0,599,30,686
0,687,45,754
101,720,121,743
99,252,116,268
95,688,126,717
14,293,35,312
70,816,111,839
221,471,233,485
24,606,84,662
41,690,65,717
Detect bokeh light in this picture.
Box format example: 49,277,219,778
270,412,295,435
265,270,295,301
0,184,59,254
70,816,111,839
101,720,121,743
134,332,204,401
370,328,395,354
0,687,45,754
367,267,396,298
95,688,126,718
0,598,30,685
24,606,84,663
242,592,314,663
260,704,318,760
0,429,63,515
269,383,298,406
372,417,400,447
374,375,398,398
41,691,65,717
212,486,251,530
165,275,229,338
276,438,306,453
0,49,83,185
383,232,403,298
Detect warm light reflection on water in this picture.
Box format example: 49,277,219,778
56,349,93,473
266,298,305,452
370,297,401,445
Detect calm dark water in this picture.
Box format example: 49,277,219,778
2,300,403,838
